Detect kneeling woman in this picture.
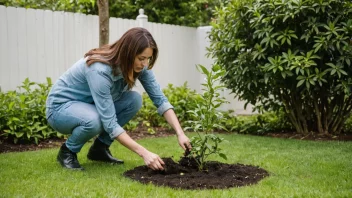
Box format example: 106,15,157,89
46,27,191,171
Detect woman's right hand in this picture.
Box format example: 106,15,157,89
140,150,165,170
115,132,165,170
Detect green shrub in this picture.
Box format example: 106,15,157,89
227,110,294,135
133,82,202,132
163,82,202,126
124,119,139,132
209,0,352,135
136,93,165,132
0,78,56,144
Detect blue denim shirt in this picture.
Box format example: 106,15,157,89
46,58,173,139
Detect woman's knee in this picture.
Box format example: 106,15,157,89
84,114,103,136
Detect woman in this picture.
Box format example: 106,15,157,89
46,27,191,170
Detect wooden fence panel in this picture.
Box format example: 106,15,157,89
7,7,19,91
0,6,9,91
44,10,54,82
17,8,28,86
35,9,46,84
26,8,38,84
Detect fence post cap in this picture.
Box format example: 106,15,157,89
136,8,147,20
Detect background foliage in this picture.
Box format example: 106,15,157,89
0,0,225,27
110,0,224,27
209,0,352,135
128,82,202,133
0,78,351,144
0,78,56,144
0,0,97,14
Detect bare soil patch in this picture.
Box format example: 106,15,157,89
123,157,269,190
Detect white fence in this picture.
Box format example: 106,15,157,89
0,6,254,115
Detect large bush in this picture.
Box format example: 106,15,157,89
209,0,352,135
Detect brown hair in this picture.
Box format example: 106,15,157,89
84,27,158,89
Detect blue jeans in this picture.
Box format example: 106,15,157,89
46,91,142,153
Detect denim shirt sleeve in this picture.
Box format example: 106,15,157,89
138,68,173,115
86,69,125,139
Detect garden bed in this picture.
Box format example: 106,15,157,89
0,126,174,153
1,128,351,153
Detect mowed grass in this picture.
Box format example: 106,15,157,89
0,133,351,198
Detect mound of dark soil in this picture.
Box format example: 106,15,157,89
123,157,269,190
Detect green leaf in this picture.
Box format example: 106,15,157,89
287,39,291,45
12,117,20,121
9,101,15,110
212,64,221,72
340,70,348,76
219,153,227,160
297,79,305,87
15,132,24,138
197,65,209,76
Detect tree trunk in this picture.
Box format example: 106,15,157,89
314,100,323,134
97,0,109,47
281,93,304,133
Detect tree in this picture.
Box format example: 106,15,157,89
97,0,109,46
208,0,352,135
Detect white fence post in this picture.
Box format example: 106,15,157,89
133,8,150,94
136,9,148,28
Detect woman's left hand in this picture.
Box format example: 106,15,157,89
177,133,192,151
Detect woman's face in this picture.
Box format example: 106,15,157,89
133,47,153,73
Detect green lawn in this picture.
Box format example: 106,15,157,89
0,133,351,198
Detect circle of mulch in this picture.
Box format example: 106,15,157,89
123,157,269,190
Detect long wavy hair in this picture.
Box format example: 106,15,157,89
84,27,158,89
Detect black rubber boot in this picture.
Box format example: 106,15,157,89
87,138,124,164
57,143,84,170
